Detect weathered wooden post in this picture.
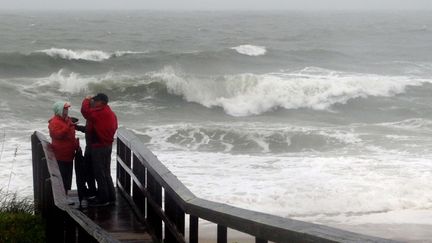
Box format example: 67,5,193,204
189,215,199,243
217,224,228,243
147,172,163,241
164,193,185,243
31,132,46,214
132,154,146,216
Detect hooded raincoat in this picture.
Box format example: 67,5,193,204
81,98,117,148
48,101,78,161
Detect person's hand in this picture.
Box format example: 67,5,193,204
75,124,86,133
70,117,79,124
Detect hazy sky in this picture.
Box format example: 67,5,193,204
1,0,432,11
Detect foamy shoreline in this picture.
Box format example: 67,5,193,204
186,222,432,242
333,223,432,242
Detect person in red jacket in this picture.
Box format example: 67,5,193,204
48,101,78,194
81,93,118,206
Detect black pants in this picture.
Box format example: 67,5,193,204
75,146,97,201
83,146,97,196
57,160,73,193
91,146,116,203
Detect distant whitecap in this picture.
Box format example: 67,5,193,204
37,48,111,61
230,45,267,56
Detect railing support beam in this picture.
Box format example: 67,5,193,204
217,225,227,243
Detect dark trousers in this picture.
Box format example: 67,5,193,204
57,160,73,193
91,146,116,203
75,146,97,201
83,146,97,196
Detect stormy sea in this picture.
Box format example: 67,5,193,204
1,10,432,241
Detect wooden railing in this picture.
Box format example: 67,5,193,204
31,131,120,243
116,127,397,243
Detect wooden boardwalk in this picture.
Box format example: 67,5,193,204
32,129,398,243
69,190,153,243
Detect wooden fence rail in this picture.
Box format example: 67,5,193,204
31,131,120,243
116,127,397,243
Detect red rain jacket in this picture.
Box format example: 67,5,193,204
81,98,118,148
48,115,78,161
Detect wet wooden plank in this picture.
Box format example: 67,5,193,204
108,232,153,242
69,190,153,243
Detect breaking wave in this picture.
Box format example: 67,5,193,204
35,48,146,61
18,66,429,116
148,66,426,116
230,45,267,56
36,48,111,61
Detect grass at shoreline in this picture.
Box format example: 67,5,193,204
0,189,45,243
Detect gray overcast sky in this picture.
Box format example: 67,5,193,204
1,0,432,11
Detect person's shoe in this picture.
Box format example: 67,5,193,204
79,199,88,208
67,198,75,205
88,199,109,207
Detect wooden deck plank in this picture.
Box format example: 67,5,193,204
68,189,153,243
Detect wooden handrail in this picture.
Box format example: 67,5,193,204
31,131,120,243
116,127,398,243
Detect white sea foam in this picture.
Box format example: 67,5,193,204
137,123,362,153
0,137,33,195
0,117,49,196
379,118,432,130
156,150,432,225
113,50,148,57
230,45,267,56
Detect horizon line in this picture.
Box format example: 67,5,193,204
1,8,432,12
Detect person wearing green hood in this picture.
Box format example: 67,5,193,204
48,101,79,194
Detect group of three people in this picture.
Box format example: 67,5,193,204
48,93,118,207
